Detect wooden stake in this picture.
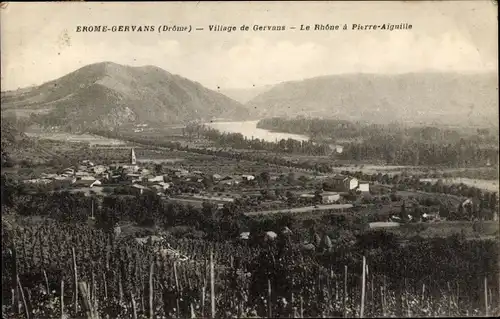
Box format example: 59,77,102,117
300,295,304,318
421,283,425,303
43,270,50,297
118,277,123,305
72,247,78,315
201,279,206,318
11,244,19,314
17,276,29,319
380,286,385,317
446,282,453,317
173,262,180,318
210,250,215,319
335,280,338,302
484,277,489,316
102,272,108,301
268,277,272,318
343,265,347,318
131,292,138,319
60,280,65,319
360,256,366,318
173,262,179,290
149,262,154,319
78,281,94,319
370,269,373,310
190,303,196,319
91,271,95,304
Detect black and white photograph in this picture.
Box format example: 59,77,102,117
1,1,499,318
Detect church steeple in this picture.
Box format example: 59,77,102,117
131,148,137,165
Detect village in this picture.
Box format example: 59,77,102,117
20,147,384,213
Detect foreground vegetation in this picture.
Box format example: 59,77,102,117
2,175,499,318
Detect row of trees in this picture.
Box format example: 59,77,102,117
339,140,499,167
258,117,499,146
257,117,499,167
202,126,331,155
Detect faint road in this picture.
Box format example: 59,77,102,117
245,204,353,216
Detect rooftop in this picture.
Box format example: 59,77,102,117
132,184,149,190
331,175,348,180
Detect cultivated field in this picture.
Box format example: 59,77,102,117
25,132,127,145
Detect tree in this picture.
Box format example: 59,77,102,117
411,203,422,221
489,192,497,212
259,171,270,185
153,163,163,175
399,201,407,220
313,190,322,205
286,191,297,206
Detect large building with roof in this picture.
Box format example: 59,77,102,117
330,175,359,192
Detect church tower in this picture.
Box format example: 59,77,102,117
131,148,137,165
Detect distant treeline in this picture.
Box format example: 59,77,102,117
202,127,331,155
257,117,499,167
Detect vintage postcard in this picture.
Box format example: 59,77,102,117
1,1,498,318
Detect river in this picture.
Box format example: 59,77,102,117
206,120,309,142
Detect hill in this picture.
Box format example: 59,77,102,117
1,62,250,132
246,72,498,127
0,119,47,166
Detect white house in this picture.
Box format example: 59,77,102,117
157,182,172,190
300,193,316,199
321,192,340,204
358,183,370,193
241,174,255,181
75,171,91,177
148,176,165,183
41,173,58,179
330,175,359,192
131,184,150,195
239,232,250,240
92,166,107,175
80,176,97,181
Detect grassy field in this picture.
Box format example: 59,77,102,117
419,177,499,192
26,132,127,145
386,221,500,239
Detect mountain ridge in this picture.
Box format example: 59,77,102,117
1,62,250,132
246,72,498,127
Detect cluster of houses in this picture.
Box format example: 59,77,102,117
23,149,173,195
296,176,370,204
211,173,255,186
22,147,378,212
22,148,259,199
24,159,106,189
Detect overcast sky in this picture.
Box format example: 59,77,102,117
1,1,497,91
